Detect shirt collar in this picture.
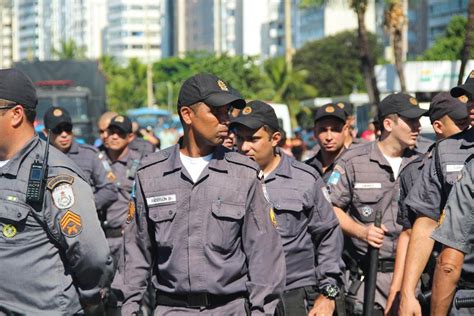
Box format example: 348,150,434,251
1,135,40,176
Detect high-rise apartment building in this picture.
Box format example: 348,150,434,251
0,0,13,68
428,0,468,46
106,0,164,64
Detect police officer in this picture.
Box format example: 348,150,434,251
399,74,474,315
430,161,473,315
231,100,345,316
306,103,349,182
0,69,113,314
328,93,426,315
336,101,366,148
42,106,118,214
99,114,143,313
129,121,157,155
122,74,286,315
96,111,118,149
385,92,469,314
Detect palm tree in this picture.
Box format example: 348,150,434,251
384,0,407,92
52,39,86,60
263,57,317,104
300,0,380,106
458,0,474,84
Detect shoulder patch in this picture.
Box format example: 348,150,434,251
127,200,136,224
290,160,318,180
60,210,82,237
47,174,74,190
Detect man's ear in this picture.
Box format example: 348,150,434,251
432,120,444,135
179,106,194,126
271,131,282,147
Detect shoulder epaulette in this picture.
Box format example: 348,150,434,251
78,143,99,153
137,148,171,170
291,159,319,180
339,142,373,161
225,151,259,171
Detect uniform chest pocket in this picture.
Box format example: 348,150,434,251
0,200,40,246
273,199,306,237
148,204,177,249
207,200,245,253
353,190,383,223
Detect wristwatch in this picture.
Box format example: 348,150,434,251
320,284,340,300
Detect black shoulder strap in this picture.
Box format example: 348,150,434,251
433,141,449,206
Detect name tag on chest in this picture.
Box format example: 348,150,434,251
446,165,464,173
146,194,176,206
354,182,382,189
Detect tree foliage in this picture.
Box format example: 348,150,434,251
100,52,317,114
421,15,474,60
293,30,382,97
52,39,86,60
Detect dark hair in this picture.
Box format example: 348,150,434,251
24,107,36,123
379,113,398,133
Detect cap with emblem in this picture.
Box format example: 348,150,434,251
314,103,347,123
108,115,132,133
43,106,72,130
0,68,37,109
335,102,354,116
378,93,427,119
230,100,280,131
450,70,474,98
177,73,246,109
428,92,469,123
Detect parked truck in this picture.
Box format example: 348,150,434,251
14,60,107,144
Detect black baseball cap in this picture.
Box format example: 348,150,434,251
43,107,72,130
314,103,347,123
0,68,37,109
378,93,427,119
230,100,280,131
335,101,354,116
108,115,132,133
428,92,469,123
450,70,474,98
177,74,245,109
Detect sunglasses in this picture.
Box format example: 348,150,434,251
51,124,73,134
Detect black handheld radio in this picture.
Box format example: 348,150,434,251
26,133,50,208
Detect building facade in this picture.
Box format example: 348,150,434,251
106,0,164,64
0,0,13,68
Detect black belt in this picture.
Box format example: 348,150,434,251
377,259,395,273
104,227,123,238
156,290,246,308
357,258,394,274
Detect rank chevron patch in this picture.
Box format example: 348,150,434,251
60,210,83,237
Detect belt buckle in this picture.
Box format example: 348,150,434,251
188,293,209,308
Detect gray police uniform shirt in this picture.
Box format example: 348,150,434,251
329,141,419,259
129,136,156,155
431,161,474,316
432,161,474,277
66,141,117,211
102,148,142,229
305,145,346,183
122,144,286,315
265,151,344,290
397,145,434,230
405,128,474,221
0,136,113,315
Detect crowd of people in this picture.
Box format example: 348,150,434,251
0,68,472,316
